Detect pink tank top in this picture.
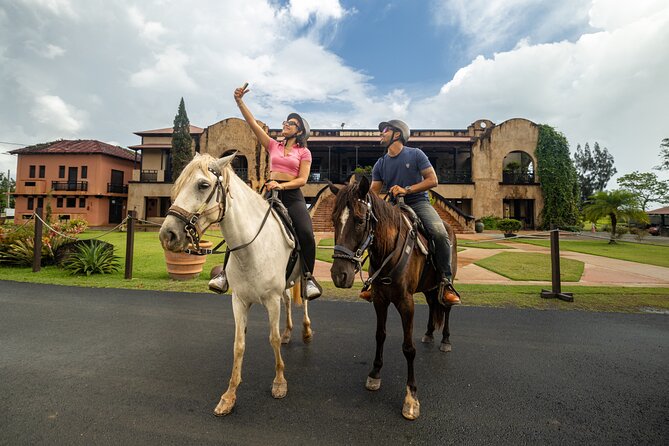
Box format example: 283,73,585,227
267,138,312,176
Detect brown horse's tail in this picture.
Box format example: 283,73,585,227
431,298,446,332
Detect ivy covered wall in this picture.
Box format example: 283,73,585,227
536,124,580,229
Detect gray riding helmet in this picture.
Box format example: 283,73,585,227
378,119,410,143
287,112,310,146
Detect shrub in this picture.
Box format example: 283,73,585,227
629,227,648,242
497,218,523,234
480,215,500,230
615,225,628,239
63,241,120,276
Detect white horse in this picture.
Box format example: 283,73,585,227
159,153,313,416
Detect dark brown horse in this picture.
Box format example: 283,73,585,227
329,176,457,420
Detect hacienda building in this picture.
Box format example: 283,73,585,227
10,140,136,225
127,117,543,233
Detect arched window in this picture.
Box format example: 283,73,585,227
221,151,249,181
502,151,534,184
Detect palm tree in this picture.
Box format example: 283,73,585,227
583,190,648,244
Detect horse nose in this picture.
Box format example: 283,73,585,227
159,227,178,249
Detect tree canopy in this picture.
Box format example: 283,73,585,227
583,190,648,244
656,138,669,171
0,171,16,210
573,142,617,203
170,97,194,181
535,124,580,229
616,171,669,211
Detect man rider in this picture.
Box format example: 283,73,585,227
368,119,460,305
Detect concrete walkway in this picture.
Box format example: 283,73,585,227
313,233,669,288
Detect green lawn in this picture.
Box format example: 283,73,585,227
2,229,668,313
458,240,515,249
513,239,669,268
475,252,584,281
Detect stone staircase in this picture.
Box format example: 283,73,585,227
311,194,336,233
432,204,466,233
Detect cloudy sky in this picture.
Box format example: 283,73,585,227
1,0,668,187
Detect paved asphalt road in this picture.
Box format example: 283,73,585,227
1,281,667,445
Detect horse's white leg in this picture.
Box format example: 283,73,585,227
302,298,313,344
214,294,249,416
281,289,292,344
266,296,287,399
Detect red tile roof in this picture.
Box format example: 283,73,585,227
10,140,137,162
134,125,204,136
648,206,669,215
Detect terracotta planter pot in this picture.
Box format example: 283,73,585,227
164,240,213,280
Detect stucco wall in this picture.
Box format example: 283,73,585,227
470,118,543,222
200,117,269,190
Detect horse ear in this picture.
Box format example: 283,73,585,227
328,181,340,196
217,151,237,169
357,174,370,197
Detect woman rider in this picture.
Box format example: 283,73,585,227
208,84,321,300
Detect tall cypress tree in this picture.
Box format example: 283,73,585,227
171,97,193,181
536,124,580,229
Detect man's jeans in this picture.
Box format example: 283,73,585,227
410,200,453,279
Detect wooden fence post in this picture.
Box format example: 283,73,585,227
32,208,43,272
541,228,574,302
125,210,136,279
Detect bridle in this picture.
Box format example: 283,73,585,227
333,193,418,292
166,165,228,253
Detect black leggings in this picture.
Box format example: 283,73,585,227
274,187,316,275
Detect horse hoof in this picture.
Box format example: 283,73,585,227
402,400,420,420
421,335,434,344
365,376,381,391
302,329,313,344
272,381,287,399
439,342,452,353
213,397,235,416
281,333,291,344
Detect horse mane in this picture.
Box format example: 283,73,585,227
172,154,225,200
332,183,404,254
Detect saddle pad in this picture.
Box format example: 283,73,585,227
402,214,429,256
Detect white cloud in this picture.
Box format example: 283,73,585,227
130,46,198,91
127,6,166,42
18,0,78,19
413,2,669,180
31,95,86,134
432,0,592,52
288,0,346,24
41,43,65,59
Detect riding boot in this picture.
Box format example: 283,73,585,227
438,277,461,306
359,289,373,302
304,273,322,301
208,271,229,294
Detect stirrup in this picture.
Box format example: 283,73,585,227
438,278,461,306
208,272,229,294
304,274,322,301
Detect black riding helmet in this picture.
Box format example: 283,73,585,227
287,112,310,146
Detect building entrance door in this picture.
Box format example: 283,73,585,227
109,198,123,224
503,199,535,228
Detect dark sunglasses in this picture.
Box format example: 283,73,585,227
282,120,300,129
381,126,396,134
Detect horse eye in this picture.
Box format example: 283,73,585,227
198,181,211,190
353,216,364,225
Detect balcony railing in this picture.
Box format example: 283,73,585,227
140,170,158,182
437,169,472,183
107,183,128,193
502,172,535,184
52,181,88,191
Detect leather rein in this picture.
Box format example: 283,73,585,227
166,166,228,255
333,194,418,292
